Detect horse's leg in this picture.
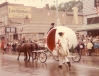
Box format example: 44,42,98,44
28,53,30,61
24,52,26,60
35,52,38,60
17,51,21,60
24,52,27,61
28,50,31,61
33,48,37,60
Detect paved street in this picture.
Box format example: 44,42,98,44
0,52,99,76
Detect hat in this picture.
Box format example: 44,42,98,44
58,32,64,36
51,23,54,26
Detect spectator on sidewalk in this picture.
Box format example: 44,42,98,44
87,39,93,56
12,42,17,52
1,38,5,54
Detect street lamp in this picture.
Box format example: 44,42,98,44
56,0,60,26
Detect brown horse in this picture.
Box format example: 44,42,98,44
26,42,38,61
17,42,38,61
17,43,28,61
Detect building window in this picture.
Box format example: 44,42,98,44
10,35,12,41
87,16,99,24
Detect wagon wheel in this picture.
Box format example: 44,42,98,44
53,56,59,61
48,50,59,61
72,52,81,62
39,52,47,63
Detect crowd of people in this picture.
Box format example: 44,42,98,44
0,39,19,54
0,37,46,54
76,34,99,56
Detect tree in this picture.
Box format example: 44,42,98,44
50,0,83,12
76,1,83,12
58,3,65,11
50,5,56,10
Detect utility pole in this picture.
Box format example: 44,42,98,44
56,0,60,26
72,6,78,24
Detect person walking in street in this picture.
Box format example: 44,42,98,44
57,32,71,69
78,41,85,55
75,42,81,54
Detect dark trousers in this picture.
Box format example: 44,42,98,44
12,47,16,52
88,49,92,56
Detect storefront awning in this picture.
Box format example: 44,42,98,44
76,24,99,32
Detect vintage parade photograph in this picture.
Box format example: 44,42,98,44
0,0,99,76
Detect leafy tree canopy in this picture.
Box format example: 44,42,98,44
50,0,83,12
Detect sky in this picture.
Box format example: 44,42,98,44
0,0,75,8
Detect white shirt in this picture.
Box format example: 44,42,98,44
58,36,69,54
87,42,93,49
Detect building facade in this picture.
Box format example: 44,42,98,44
0,2,83,41
80,0,99,36
83,0,99,24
